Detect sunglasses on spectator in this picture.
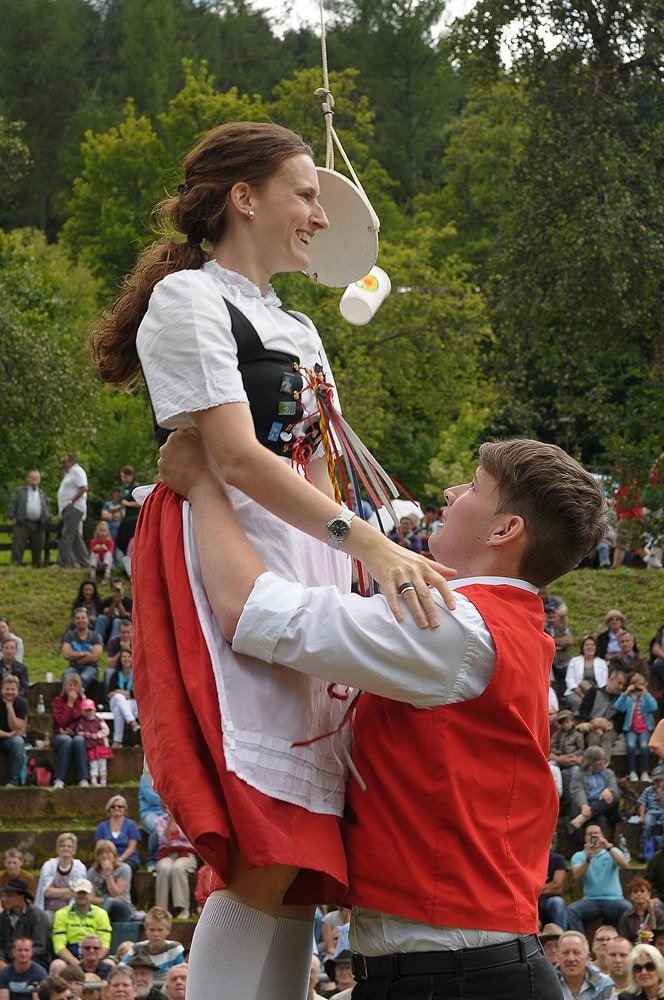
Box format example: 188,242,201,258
83,945,101,950
633,961,657,973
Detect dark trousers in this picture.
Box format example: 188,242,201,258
12,520,45,567
351,952,563,1000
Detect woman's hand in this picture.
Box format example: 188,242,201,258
158,429,223,500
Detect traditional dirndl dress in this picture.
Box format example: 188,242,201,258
133,262,352,902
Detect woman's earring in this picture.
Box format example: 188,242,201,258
247,210,255,220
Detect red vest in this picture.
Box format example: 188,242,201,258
343,583,557,934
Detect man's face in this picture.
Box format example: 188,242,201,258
546,608,561,627
81,938,103,967
12,938,33,969
429,466,501,574
2,681,19,703
584,825,603,850
606,940,631,977
27,470,41,487
112,581,125,597
165,967,187,999
2,639,16,662
144,922,169,950
1,889,25,914
542,939,559,965
108,973,136,999
74,610,89,630
618,632,635,655
558,935,589,979
592,928,617,958
607,672,626,694
5,855,22,877
75,890,91,910
119,624,132,641
133,966,154,987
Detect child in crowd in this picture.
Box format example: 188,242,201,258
0,847,38,897
88,522,115,583
614,674,659,782
76,698,113,786
121,907,185,977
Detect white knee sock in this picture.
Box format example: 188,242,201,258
255,915,315,1000
185,894,277,999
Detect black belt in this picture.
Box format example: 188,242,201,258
351,935,542,980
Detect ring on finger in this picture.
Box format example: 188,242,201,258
397,581,416,596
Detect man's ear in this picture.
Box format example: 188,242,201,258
486,514,525,546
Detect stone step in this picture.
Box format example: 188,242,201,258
0,745,143,785
0,784,139,823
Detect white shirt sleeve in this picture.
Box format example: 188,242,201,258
137,270,249,428
232,572,496,708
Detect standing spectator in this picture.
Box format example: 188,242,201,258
597,611,629,663
60,610,102,695
569,746,621,833
163,964,188,1000
106,651,139,749
555,931,617,999
50,881,111,973
7,470,50,569
154,814,196,920
98,582,132,647
613,674,658,782
34,834,87,923
545,601,574,697
564,636,609,715
0,625,22,667
605,936,631,992
0,676,26,788
0,850,37,899
567,824,631,931
0,880,51,969
539,848,569,930
138,773,165,875
0,641,29,699
100,489,124,543
0,936,47,998
87,524,114,585
56,454,88,570
93,797,141,892
116,467,140,556
51,676,90,789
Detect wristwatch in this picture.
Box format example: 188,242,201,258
326,509,357,549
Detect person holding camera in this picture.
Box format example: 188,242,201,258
97,580,132,647
567,823,632,932
613,674,659,782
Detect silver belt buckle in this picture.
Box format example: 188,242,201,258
351,953,369,980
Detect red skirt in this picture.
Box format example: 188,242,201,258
132,482,348,904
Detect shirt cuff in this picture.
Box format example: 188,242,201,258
232,572,305,662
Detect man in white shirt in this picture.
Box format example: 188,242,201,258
7,469,51,568
56,453,88,569
156,432,606,1000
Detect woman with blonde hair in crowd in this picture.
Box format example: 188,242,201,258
620,942,664,997
34,831,87,923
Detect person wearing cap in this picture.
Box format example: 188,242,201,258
50,881,111,974
596,611,628,663
605,936,631,991
157,431,608,999
555,931,617,1000
539,924,563,966
125,949,162,1000
323,950,355,997
0,880,51,970
90,120,455,1000
0,936,47,999
550,710,584,768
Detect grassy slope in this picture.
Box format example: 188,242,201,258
0,565,661,678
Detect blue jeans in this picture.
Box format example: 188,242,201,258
52,733,89,783
0,735,26,785
62,665,98,694
141,811,161,865
100,897,132,922
567,896,632,932
538,895,569,930
626,730,650,774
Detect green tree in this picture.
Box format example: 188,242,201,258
0,116,31,218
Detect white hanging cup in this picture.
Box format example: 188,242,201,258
339,266,392,325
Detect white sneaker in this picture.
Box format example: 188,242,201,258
78,779,90,787
53,779,65,789
629,771,639,781
642,771,652,782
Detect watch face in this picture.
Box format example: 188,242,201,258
329,518,350,540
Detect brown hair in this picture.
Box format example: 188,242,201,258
89,121,313,388
93,839,119,864
628,875,652,894
478,439,606,587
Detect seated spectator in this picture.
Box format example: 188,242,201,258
70,582,104,635
34,833,88,924
163,964,187,1000
539,847,569,931
617,875,664,945
539,588,569,625
0,849,38,899
605,935,631,992
387,515,422,553
0,622,24,665
0,640,29,699
77,701,112,788
613,674,658,782
138,773,166,875
120,907,184,976
564,636,609,715
638,766,664,861
51,676,90,789
555,931,616,999
86,841,137,924
98,582,132,647
578,669,627,742
620,941,664,999
83,972,104,1000
0,880,51,970
650,621,664,690
37,975,71,1000
100,489,124,543
0,935,48,997
615,631,649,682
107,652,140,749
597,610,629,663
50,880,111,975
590,926,619,974
60,964,85,997
78,935,114,981
567,823,631,932
539,923,564,967
88,523,114,586
550,710,584,769
60,609,102,695
154,814,197,921
569,746,620,834
106,966,137,1000
320,907,351,958
545,602,574,697
106,622,132,673
94,798,141,896
125,949,163,1000
323,949,355,997
0,676,27,788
